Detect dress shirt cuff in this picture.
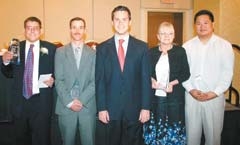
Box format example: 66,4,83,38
182,81,194,92
213,89,222,97
3,61,10,65
66,101,74,108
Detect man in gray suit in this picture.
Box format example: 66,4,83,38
55,17,96,145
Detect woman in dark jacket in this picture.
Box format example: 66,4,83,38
143,22,190,145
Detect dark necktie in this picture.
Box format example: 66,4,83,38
118,39,125,72
23,44,34,99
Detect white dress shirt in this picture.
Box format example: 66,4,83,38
155,53,169,97
114,35,129,56
72,43,83,69
182,34,234,96
25,40,40,95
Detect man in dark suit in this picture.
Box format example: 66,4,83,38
95,5,151,145
1,16,56,145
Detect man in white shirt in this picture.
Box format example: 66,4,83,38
1,16,56,145
182,9,234,145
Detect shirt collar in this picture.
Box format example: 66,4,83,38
114,34,129,43
71,42,84,49
26,40,40,52
26,40,40,48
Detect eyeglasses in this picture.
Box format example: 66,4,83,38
25,26,41,31
159,32,174,36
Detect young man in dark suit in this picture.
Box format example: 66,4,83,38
1,16,56,145
95,5,151,145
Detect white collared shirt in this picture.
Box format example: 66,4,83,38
71,43,83,68
114,35,129,56
182,34,234,96
25,40,40,94
155,53,169,97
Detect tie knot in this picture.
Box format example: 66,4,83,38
30,44,34,49
119,39,124,45
75,47,81,53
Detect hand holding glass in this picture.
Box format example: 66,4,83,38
9,38,20,64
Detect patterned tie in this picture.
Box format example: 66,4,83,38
23,44,34,99
75,47,81,69
118,39,125,72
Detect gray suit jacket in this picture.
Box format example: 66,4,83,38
55,43,96,116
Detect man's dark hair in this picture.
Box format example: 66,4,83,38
69,17,86,28
24,16,42,28
111,5,131,21
194,9,214,23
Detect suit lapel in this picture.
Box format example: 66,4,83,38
77,45,88,89
78,45,87,72
39,41,43,74
65,43,79,77
108,37,122,73
20,41,26,78
122,36,135,74
36,41,49,76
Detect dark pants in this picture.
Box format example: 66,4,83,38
96,120,144,145
13,94,51,145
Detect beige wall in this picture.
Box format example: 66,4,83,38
93,0,141,43
44,0,93,43
0,0,43,48
141,0,192,9
220,0,240,102
220,0,240,44
1,0,239,46
0,0,193,48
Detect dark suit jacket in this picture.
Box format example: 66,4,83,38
95,36,151,121
1,40,56,118
149,45,190,101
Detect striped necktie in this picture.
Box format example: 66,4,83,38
23,44,34,99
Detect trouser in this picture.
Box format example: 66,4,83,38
98,120,144,145
58,110,96,145
185,93,225,145
14,94,51,145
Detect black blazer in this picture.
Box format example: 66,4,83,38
95,36,151,121
1,40,56,117
149,45,190,101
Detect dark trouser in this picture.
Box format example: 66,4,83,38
13,94,51,145
96,120,144,145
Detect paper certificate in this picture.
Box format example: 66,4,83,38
38,74,52,88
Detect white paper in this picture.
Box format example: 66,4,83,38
38,74,52,88
155,89,167,97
